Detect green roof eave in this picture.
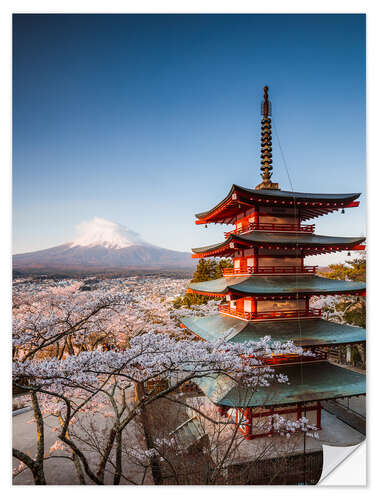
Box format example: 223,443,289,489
188,276,244,294
192,232,365,254
188,275,366,296
195,361,366,408
181,314,366,346
236,232,365,246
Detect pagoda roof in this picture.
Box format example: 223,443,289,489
195,361,365,408
195,184,360,224
181,314,366,347
192,232,365,258
187,275,366,297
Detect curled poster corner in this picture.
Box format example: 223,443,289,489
318,441,366,486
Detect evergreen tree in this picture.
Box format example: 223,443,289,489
321,253,366,282
320,253,366,328
213,258,233,279
191,259,217,283
174,258,232,308
321,254,366,369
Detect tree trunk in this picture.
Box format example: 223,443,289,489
72,452,86,484
13,448,46,485
30,391,47,484
134,382,163,485
113,430,122,485
96,427,116,482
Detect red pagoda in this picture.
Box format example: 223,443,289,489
181,86,366,440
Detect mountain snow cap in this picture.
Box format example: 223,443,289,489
70,217,148,249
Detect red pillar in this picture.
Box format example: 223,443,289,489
248,408,253,439
316,402,322,429
254,246,259,273
244,408,252,440
254,207,259,227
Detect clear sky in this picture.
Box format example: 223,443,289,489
13,14,366,265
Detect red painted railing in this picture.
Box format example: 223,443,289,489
264,351,327,365
224,222,315,238
222,265,317,276
218,304,322,321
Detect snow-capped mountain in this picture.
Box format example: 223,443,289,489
13,218,194,270
70,218,148,249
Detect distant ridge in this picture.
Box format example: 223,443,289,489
13,218,194,271
317,266,331,274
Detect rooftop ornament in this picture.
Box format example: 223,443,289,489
256,86,280,191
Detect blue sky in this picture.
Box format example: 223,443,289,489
13,14,366,265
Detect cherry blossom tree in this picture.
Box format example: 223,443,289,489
13,279,315,485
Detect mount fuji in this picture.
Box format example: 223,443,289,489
13,218,194,271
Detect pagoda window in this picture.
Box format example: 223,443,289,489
258,256,302,267
259,214,299,225
257,299,306,313
259,248,301,257
259,206,296,216
258,206,300,227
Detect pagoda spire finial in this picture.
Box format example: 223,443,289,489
255,85,280,190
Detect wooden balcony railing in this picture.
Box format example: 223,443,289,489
222,265,317,276
218,304,322,321
264,351,327,365
224,222,315,238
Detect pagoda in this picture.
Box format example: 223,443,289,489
181,86,366,440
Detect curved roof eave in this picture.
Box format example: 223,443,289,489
195,184,361,220
196,361,366,408
192,233,366,255
181,314,366,347
188,275,366,296
195,185,236,219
